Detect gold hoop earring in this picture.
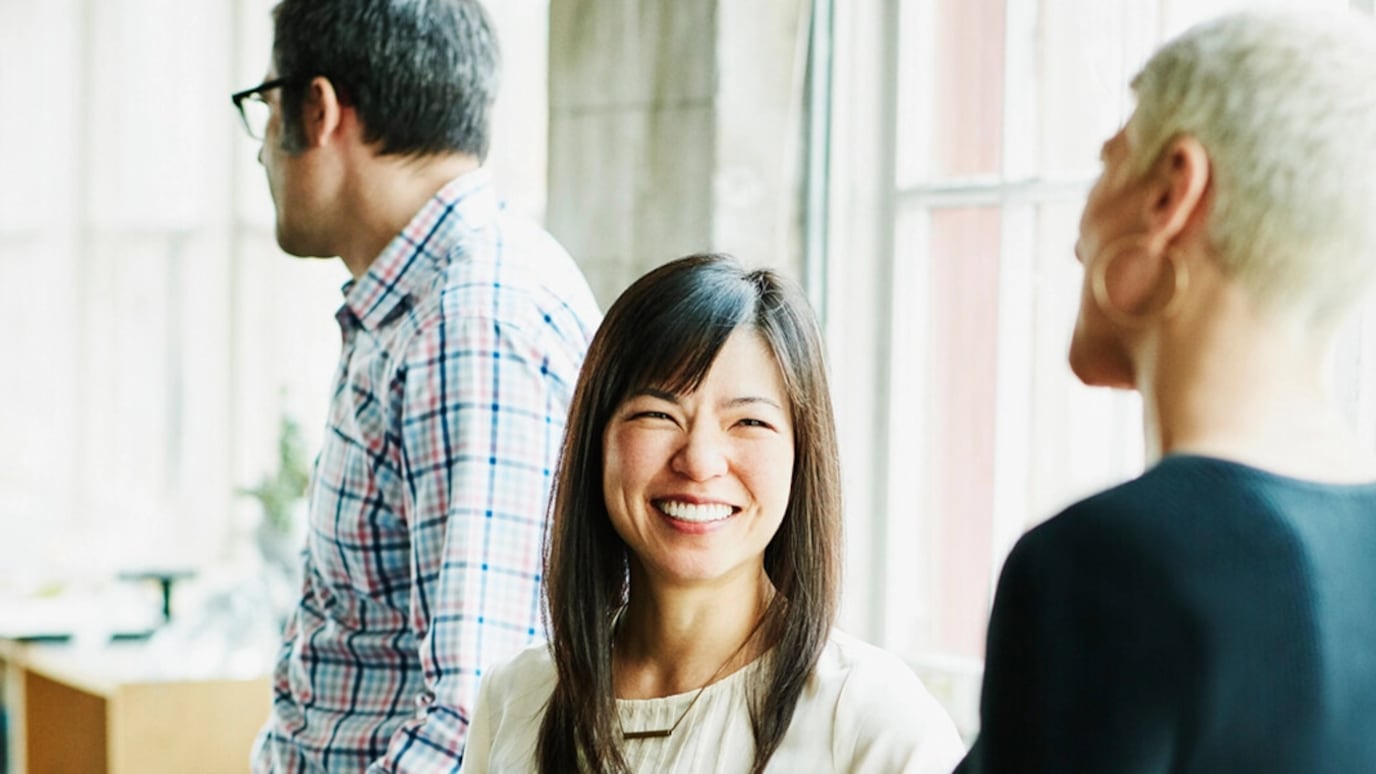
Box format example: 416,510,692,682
1090,236,1189,329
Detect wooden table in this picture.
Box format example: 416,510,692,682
1,638,270,774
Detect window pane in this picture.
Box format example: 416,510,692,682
891,204,1003,657
0,0,552,583
1038,0,1157,178
87,0,232,230
0,236,80,536
1026,201,1143,527
889,198,1152,659
0,2,78,231
928,206,1002,655
896,0,1006,186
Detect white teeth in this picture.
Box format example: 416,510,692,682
657,500,734,523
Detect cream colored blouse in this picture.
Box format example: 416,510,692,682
460,630,966,773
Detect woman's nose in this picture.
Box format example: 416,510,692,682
670,424,729,481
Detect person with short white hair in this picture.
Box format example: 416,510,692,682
957,9,1376,773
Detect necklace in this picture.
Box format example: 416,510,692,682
618,614,767,741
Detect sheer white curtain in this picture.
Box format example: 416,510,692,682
0,0,550,588
0,0,275,585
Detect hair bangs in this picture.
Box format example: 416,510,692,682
609,268,755,404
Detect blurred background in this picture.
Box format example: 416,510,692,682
4,0,1376,769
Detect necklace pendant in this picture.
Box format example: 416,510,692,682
622,728,674,741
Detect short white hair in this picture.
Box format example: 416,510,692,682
1129,9,1376,323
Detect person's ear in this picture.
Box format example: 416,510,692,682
1145,134,1210,245
299,76,344,149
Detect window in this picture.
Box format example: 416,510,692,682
0,0,550,588
823,0,1373,729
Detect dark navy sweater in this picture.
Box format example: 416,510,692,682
957,455,1376,773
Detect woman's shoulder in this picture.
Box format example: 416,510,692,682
481,640,558,705
800,630,966,771
465,642,556,772
1054,452,1372,522
1022,455,1246,555
1027,452,1355,564
814,630,915,680
812,631,947,715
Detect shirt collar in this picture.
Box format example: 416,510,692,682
338,168,498,332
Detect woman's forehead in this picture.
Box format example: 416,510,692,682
628,331,789,404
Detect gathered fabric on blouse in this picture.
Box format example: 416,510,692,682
460,629,966,773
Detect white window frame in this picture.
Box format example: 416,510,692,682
822,0,1375,666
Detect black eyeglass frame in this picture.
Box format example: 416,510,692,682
230,76,296,138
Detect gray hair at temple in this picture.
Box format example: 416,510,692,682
1127,9,1376,324
272,0,500,159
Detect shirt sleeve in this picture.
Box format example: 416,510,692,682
370,311,565,772
956,517,1189,773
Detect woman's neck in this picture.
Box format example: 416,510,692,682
612,566,774,699
1137,291,1376,483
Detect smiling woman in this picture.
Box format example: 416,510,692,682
458,254,965,773
602,329,796,589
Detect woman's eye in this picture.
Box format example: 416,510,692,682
737,418,772,429
632,411,673,421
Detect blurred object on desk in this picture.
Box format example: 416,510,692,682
0,587,163,647
141,571,282,681
117,569,196,624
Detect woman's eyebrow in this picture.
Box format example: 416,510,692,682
723,396,783,410
629,386,681,403
629,389,783,411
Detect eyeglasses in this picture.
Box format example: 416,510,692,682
230,77,293,140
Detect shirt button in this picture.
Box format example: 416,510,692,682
415,690,435,709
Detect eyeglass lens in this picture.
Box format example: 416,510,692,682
240,96,270,139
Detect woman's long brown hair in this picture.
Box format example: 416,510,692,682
537,254,843,773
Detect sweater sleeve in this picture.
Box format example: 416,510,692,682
956,513,1191,773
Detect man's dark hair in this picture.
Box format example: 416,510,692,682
272,0,500,159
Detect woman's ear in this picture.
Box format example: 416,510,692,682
299,76,344,149
1146,134,1211,245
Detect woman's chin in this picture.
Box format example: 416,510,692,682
1068,340,1137,390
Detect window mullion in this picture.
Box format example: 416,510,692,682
989,0,1040,595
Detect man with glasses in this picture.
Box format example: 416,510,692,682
235,1,599,770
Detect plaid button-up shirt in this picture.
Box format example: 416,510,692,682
252,170,600,772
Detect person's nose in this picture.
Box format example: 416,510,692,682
670,422,729,482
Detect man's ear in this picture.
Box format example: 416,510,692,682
299,76,344,149
1145,134,1211,244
